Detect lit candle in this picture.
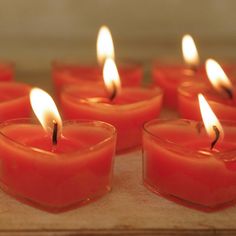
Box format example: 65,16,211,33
143,95,236,211
178,58,236,120
152,34,202,108
52,25,143,98
60,58,163,153
0,88,116,212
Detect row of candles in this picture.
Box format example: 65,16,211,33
0,25,235,213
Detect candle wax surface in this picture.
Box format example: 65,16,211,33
65,85,158,104
0,124,113,153
152,63,204,108
52,60,143,99
143,119,236,210
0,121,116,212
178,81,236,120
60,85,163,153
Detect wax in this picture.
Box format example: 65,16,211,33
178,81,236,120
0,62,14,81
0,82,31,122
152,63,205,108
152,61,236,109
60,85,163,153
143,119,236,211
52,60,143,97
0,119,116,212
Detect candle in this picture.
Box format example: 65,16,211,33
52,25,143,97
0,61,14,81
0,82,31,122
60,58,163,153
143,94,236,211
0,88,116,212
178,59,236,120
152,34,202,108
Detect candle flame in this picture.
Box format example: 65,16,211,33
30,88,62,138
103,58,121,99
97,25,115,66
182,34,200,68
198,93,224,148
206,59,233,97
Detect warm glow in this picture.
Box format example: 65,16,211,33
182,34,200,68
30,88,62,136
103,58,121,98
97,25,115,66
198,93,224,144
205,59,233,95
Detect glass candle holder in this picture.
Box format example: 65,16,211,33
0,119,116,213
60,85,163,154
143,119,236,211
52,59,143,98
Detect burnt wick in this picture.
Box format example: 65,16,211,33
211,125,220,150
190,65,198,74
52,121,58,145
221,85,233,99
109,81,117,101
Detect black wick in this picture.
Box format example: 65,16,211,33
211,125,220,150
109,81,117,101
52,120,58,145
190,65,198,74
221,85,233,99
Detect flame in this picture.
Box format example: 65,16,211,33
103,58,121,98
97,25,115,66
30,88,62,137
205,59,233,95
182,34,200,68
198,93,224,145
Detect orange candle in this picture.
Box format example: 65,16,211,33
0,88,116,212
143,95,236,211
60,59,163,153
52,26,143,98
152,35,202,108
178,59,236,120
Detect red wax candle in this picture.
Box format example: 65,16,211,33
60,85,163,153
152,63,203,108
152,62,236,109
0,119,116,213
178,81,236,120
0,61,14,81
152,35,203,108
52,59,143,97
143,119,236,211
0,82,31,121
